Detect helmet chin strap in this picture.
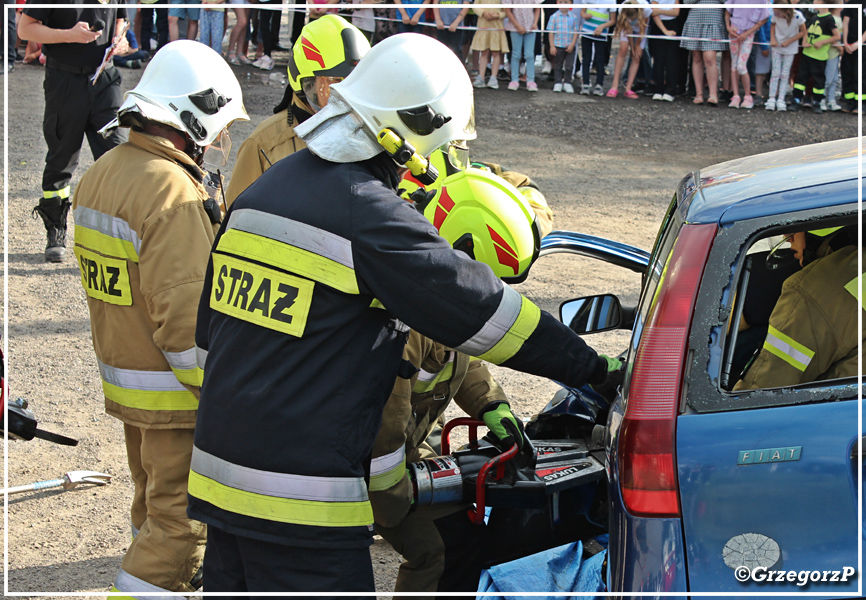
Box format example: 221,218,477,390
184,135,205,166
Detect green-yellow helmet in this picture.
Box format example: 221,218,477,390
418,168,541,284
287,15,371,111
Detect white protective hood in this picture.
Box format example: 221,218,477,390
294,91,382,163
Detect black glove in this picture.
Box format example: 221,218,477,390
590,354,625,402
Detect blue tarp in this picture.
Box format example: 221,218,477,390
477,541,607,599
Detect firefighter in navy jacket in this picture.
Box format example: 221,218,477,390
189,33,618,593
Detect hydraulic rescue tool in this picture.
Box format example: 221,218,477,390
1,470,112,496
409,412,606,524
0,346,78,446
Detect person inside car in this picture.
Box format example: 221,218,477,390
734,226,863,390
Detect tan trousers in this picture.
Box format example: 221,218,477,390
375,440,485,597
121,424,206,593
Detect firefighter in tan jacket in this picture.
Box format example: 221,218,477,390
71,41,247,597
370,166,557,595
735,227,863,390
225,15,370,205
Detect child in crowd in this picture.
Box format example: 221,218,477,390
434,0,471,59
766,0,805,111
681,0,727,106
822,3,844,110
750,17,771,105
396,0,431,33
198,0,226,55
648,0,682,102
548,0,579,93
724,0,771,109
471,0,509,89
504,0,542,91
113,29,149,69
606,0,649,99
579,0,615,95
792,0,840,113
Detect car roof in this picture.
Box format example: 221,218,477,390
681,138,860,225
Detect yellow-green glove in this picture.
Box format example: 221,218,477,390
480,403,524,451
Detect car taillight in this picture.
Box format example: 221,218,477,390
619,224,716,518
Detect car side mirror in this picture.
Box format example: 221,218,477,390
559,294,624,334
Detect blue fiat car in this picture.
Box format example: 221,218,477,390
554,138,862,597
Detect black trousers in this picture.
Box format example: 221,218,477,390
793,54,826,103
258,1,282,56
581,37,606,87
140,1,169,50
290,0,306,45
203,525,376,597
40,66,126,198
649,22,682,96
840,49,860,102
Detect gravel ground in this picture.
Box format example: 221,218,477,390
0,21,859,598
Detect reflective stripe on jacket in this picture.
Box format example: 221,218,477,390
72,131,215,428
190,150,606,548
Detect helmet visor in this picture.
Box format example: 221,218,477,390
203,128,232,168
302,76,344,112
444,142,469,172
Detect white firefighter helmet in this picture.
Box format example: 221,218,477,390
101,40,248,146
295,33,475,163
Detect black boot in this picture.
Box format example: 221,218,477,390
32,198,70,263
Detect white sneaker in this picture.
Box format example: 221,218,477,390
580,83,591,95
661,93,674,102
764,98,776,111
652,93,663,101
553,83,563,93
473,76,485,88
776,101,787,112
487,76,499,89
819,99,827,111
828,100,842,111
542,60,552,74
563,83,574,94
593,84,604,96
259,55,274,70
251,56,265,68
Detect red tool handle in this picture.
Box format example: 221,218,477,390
439,418,520,525
467,443,519,524
441,417,485,455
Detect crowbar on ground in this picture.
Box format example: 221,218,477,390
1,470,112,496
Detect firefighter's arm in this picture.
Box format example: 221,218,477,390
354,190,609,391
224,137,267,207
454,357,508,419
369,332,427,527
140,199,216,399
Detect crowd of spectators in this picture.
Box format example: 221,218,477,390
6,0,863,114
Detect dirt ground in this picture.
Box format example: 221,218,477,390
0,16,859,598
